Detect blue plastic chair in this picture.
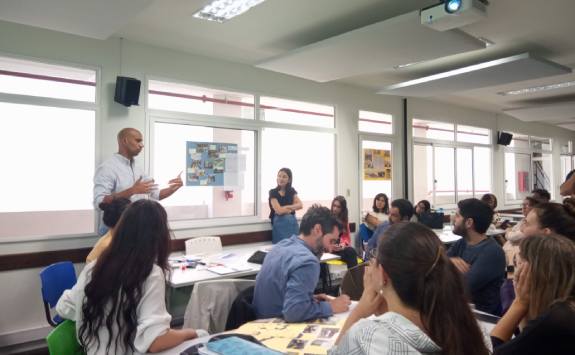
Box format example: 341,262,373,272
40,261,77,327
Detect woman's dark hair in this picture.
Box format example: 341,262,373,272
277,167,293,191
378,222,489,355
331,195,348,225
372,193,389,214
531,188,551,203
98,198,131,228
417,200,431,214
79,200,171,352
480,193,498,210
532,199,575,242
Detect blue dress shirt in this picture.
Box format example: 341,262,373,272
253,235,333,322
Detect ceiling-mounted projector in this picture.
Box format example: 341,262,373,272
421,0,487,31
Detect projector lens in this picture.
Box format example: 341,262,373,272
445,0,462,13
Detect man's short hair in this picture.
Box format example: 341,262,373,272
299,204,339,236
531,188,551,203
458,198,493,234
391,199,414,221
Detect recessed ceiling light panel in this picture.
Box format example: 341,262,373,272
193,0,267,23
498,80,575,96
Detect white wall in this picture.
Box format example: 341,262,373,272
0,19,573,348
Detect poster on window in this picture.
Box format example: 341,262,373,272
186,142,238,186
363,149,391,180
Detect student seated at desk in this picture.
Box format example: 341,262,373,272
86,197,130,263
328,195,359,268
253,205,351,323
330,222,489,355
57,200,205,354
521,199,575,243
491,234,575,354
449,198,506,315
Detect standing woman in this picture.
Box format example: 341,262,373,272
269,168,302,244
329,196,358,268
57,200,204,354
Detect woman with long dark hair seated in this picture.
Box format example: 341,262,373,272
329,222,489,355
86,197,130,263
57,200,203,354
328,195,358,268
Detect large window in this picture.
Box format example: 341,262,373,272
504,133,553,204
0,56,97,239
149,81,336,225
560,141,574,182
412,119,491,208
359,110,392,135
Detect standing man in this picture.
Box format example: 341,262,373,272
94,128,182,234
449,198,506,315
253,205,351,323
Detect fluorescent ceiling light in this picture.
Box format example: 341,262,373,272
378,53,572,97
498,80,575,96
193,0,267,23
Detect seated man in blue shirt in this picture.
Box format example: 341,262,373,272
448,198,506,315
365,198,414,258
253,205,351,322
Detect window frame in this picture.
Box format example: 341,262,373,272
146,76,338,231
411,118,492,209
503,133,553,205
0,52,100,242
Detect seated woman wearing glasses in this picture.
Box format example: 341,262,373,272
329,222,489,355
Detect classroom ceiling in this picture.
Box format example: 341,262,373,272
1,0,575,129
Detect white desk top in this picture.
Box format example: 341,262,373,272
433,229,462,244
169,243,340,288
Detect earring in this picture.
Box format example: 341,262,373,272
378,288,384,295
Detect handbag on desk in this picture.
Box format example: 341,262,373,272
418,212,444,229
247,250,267,264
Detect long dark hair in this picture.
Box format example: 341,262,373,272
372,193,389,214
98,197,130,228
79,200,171,352
331,195,348,225
277,167,293,191
532,199,575,242
378,222,489,355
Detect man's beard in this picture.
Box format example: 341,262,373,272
452,223,468,238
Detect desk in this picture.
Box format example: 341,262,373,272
167,243,340,322
433,229,462,245
499,213,524,222
154,302,498,355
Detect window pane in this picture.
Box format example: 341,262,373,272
435,147,455,205
532,153,552,192
413,144,434,206
505,152,530,202
560,141,572,155
361,140,392,212
0,56,96,102
260,96,334,128
261,128,334,218
561,155,572,183
474,147,492,198
457,148,473,201
509,133,529,149
457,125,490,144
152,121,255,220
358,110,392,134
413,119,454,140
148,80,254,119
530,136,551,151
0,102,95,237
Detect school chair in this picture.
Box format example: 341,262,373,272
46,319,84,355
340,262,368,301
40,261,77,327
185,236,222,256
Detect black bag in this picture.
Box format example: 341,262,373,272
418,212,444,229
247,250,267,264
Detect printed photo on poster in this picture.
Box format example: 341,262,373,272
186,141,238,186
363,148,391,180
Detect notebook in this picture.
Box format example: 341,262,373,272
205,336,282,355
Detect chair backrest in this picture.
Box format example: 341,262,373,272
40,261,77,326
185,236,222,256
183,279,255,334
46,319,84,355
340,262,367,301
225,285,256,331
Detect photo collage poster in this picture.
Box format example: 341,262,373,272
186,141,238,186
363,148,392,180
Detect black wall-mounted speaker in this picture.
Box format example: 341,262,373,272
497,131,513,146
114,76,141,107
